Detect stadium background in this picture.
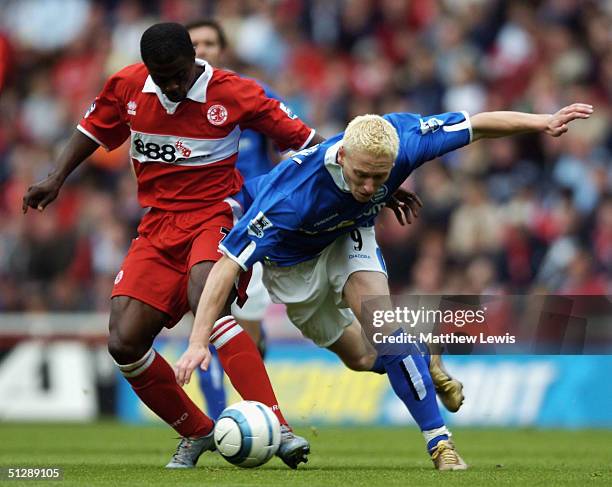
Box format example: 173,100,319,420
0,0,611,432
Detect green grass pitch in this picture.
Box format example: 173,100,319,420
0,422,610,486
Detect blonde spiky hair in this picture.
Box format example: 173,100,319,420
342,114,399,162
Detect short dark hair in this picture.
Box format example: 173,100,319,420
140,22,195,65
184,19,227,50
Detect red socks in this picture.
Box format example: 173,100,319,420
211,315,288,426
117,349,213,438
116,316,289,436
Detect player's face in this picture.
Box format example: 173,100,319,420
338,146,393,203
147,55,196,102
189,26,223,65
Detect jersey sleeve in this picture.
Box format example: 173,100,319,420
385,111,472,174
77,74,130,151
234,78,315,152
219,189,301,270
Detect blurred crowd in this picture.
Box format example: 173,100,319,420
0,0,611,312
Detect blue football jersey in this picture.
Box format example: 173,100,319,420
221,111,472,269
236,82,291,181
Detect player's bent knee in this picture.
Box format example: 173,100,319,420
107,326,149,365
343,353,376,372
107,335,136,365
107,297,164,364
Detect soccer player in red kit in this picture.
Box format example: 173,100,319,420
22,23,322,469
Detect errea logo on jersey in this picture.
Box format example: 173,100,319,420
420,117,444,134
207,104,228,125
248,211,273,238
127,101,137,115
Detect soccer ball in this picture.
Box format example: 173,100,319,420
214,400,281,468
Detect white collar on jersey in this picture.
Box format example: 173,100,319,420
142,58,213,115
324,140,351,193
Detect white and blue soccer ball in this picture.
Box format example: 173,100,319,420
213,400,281,468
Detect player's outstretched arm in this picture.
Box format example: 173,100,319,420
175,256,241,386
470,103,593,142
22,129,100,213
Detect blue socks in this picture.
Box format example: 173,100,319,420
377,330,448,450
197,345,227,420
370,354,386,374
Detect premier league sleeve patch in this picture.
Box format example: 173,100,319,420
247,211,273,238
419,117,444,134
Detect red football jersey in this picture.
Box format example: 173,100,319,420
78,60,315,211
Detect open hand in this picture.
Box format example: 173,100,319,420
175,343,211,386
546,103,593,137
386,188,423,225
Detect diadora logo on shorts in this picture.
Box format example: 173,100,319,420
207,104,228,125
174,139,192,158
114,270,124,285
127,101,137,115
248,211,273,238
420,117,444,134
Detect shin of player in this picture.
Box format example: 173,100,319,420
208,314,288,426
114,348,214,438
342,271,454,455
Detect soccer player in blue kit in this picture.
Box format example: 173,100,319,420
176,103,593,470
185,19,429,439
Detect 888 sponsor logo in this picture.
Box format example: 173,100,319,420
131,136,195,164
133,138,178,162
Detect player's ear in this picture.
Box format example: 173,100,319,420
337,146,345,166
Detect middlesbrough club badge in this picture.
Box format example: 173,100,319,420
207,104,228,125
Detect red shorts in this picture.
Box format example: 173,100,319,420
111,198,241,326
